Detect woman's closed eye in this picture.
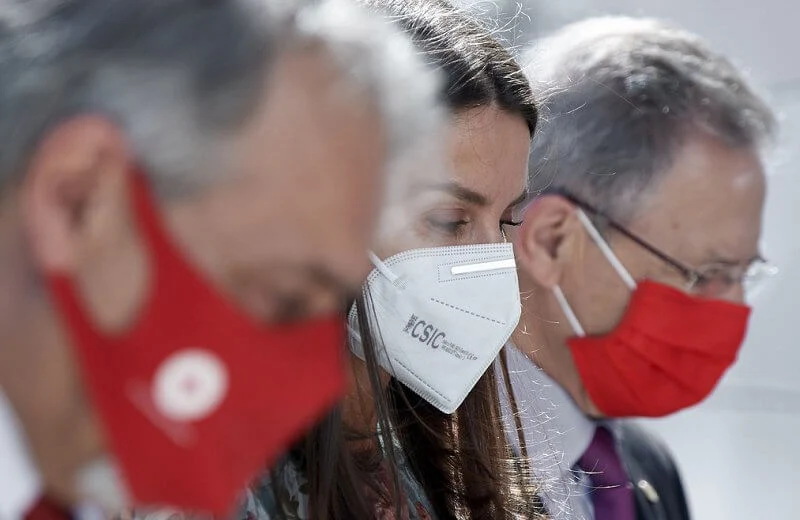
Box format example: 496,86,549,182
424,209,470,238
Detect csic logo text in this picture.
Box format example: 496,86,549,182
402,314,446,348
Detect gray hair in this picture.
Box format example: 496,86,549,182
295,0,446,190
0,0,443,198
523,16,777,222
0,0,282,197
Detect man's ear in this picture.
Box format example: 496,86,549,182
514,194,581,289
20,116,132,274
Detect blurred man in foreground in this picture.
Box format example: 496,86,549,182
0,0,443,517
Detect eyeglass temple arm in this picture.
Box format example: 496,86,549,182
541,188,701,282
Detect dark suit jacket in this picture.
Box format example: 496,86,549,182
616,421,692,520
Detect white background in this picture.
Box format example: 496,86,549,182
459,1,800,518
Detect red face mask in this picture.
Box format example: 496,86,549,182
46,173,346,514
565,280,750,418
555,209,751,418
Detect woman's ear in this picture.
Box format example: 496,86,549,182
513,195,579,289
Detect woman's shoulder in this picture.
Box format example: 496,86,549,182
239,456,310,520
394,455,435,520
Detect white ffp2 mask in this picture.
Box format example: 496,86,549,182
348,243,521,414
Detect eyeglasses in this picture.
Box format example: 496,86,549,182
553,190,778,298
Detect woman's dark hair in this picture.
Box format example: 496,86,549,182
270,1,542,519
380,0,537,134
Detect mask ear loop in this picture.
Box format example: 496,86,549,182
368,251,400,285
552,209,638,337
553,285,586,337
349,252,394,352
574,209,637,290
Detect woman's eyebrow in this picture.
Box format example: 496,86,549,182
418,181,489,206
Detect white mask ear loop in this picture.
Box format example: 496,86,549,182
553,285,586,337
368,251,400,284
575,209,637,290
552,209,637,338
350,252,395,346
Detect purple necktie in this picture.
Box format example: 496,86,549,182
24,495,73,520
577,426,636,520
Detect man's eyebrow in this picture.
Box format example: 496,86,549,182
703,253,765,267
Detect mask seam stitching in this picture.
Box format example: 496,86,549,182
381,245,512,268
366,245,513,284
394,358,450,402
429,298,506,325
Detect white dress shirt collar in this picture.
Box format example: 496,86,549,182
0,389,42,520
502,344,601,519
505,343,596,469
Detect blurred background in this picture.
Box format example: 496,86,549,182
458,0,800,518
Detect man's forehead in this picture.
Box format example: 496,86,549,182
638,132,764,211
238,44,382,162
631,179,764,265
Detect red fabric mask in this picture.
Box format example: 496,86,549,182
566,280,750,417
46,173,346,514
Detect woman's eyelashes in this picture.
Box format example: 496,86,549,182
498,219,522,242
423,213,523,242
499,204,525,229
499,218,523,229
